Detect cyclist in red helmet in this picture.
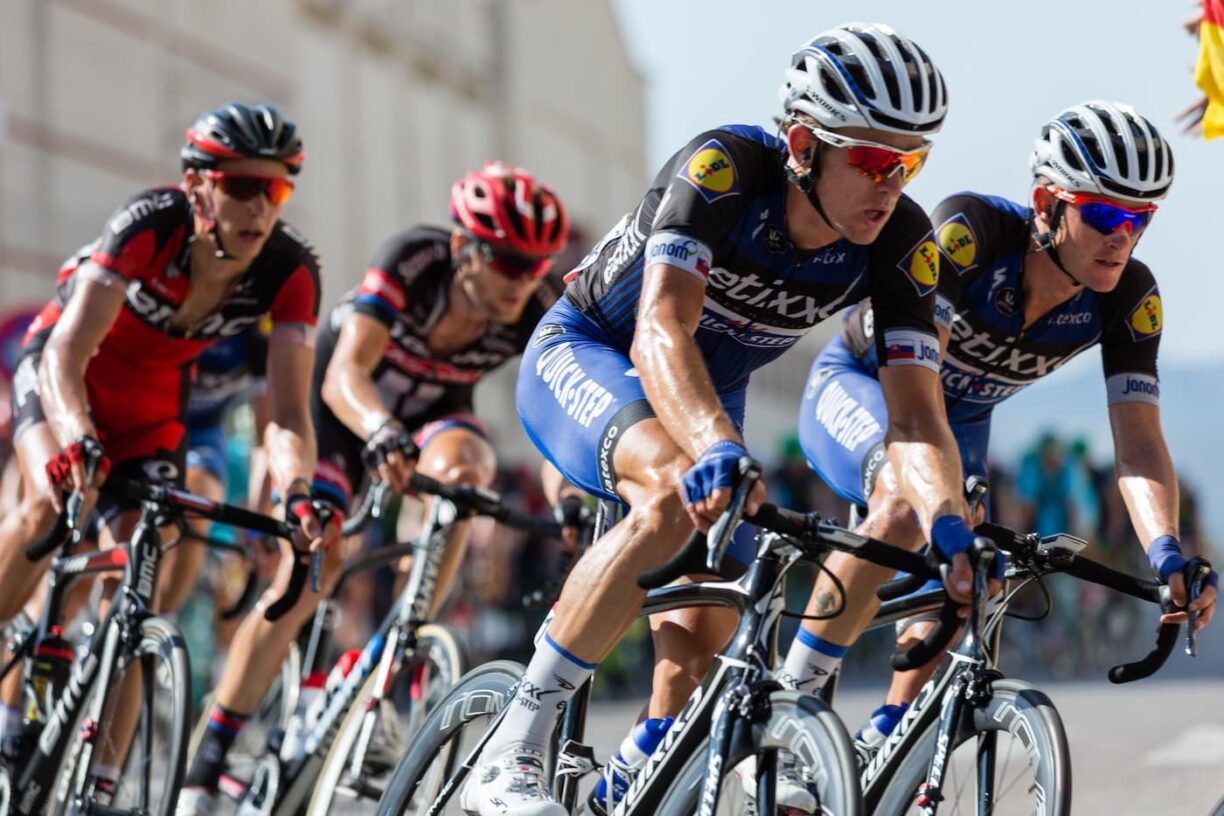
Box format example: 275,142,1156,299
178,160,579,814
0,102,336,805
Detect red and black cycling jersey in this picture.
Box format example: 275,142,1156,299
17,187,321,459
314,225,561,425
841,192,1162,424
562,124,942,392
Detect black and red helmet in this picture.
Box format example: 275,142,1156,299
450,161,569,258
181,103,305,175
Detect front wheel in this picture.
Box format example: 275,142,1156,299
376,660,524,815
50,615,192,816
307,624,467,815
869,678,1071,816
657,690,863,816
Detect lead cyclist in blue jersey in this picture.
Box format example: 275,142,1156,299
784,101,1218,784
460,23,982,816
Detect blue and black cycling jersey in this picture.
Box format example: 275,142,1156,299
838,193,1163,425
561,124,943,394
186,323,268,431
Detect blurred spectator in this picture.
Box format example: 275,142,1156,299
1016,432,1076,536
1178,0,1224,137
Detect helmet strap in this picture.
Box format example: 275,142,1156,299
190,178,237,261
1031,202,1080,287
784,144,837,232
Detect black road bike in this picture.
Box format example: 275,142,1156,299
374,460,964,816
0,462,303,816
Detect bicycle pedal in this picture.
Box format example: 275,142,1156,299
218,772,249,801
556,739,598,778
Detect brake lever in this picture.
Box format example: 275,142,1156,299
705,457,760,572
1183,558,1211,657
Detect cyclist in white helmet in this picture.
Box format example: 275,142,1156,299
462,22,980,816
786,99,1216,789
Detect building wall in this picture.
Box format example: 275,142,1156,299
0,0,646,456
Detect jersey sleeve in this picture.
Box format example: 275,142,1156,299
866,195,940,371
352,230,444,326
1100,260,1162,406
931,193,997,331
642,130,767,283
84,188,185,287
268,241,322,346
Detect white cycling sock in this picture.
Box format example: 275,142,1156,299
483,631,594,757
778,627,847,693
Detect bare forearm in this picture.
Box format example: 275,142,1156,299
631,327,739,461
886,417,964,533
264,415,316,494
1116,441,1179,549
323,363,390,438
39,340,97,444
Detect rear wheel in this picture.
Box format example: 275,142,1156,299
307,624,466,814
870,679,1071,816
656,690,863,816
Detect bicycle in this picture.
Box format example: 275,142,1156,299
840,518,1213,816
195,473,563,816
374,459,961,816
0,457,303,816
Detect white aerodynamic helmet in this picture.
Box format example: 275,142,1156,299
1030,101,1174,205
779,22,948,135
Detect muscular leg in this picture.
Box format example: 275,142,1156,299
412,427,496,618
0,422,68,622
779,463,925,691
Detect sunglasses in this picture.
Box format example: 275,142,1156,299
808,129,932,184
204,171,295,206
1051,188,1156,236
472,239,552,281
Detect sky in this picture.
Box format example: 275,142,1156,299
610,0,1223,367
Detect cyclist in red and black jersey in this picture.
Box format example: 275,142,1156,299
0,103,338,803
176,161,576,814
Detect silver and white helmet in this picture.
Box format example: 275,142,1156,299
779,22,948,135
1030,101,1174,205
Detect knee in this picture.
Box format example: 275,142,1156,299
417,430,496,488
18,492,60,542
619,490,691,553
865,489,922,547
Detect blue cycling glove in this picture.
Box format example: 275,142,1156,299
682,441,748,506
932,515,1004,580
1149,535,1220,589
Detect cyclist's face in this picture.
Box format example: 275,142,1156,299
453,233,548,323
1034,186,1142,292
811,127,925,245
185,158,290,263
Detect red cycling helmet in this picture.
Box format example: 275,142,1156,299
450,161,569,259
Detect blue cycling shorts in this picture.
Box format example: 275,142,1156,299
797,336,990,509
517,297,754,564
186,420,228,487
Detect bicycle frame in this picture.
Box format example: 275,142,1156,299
10,500,171,815
247,495,462,814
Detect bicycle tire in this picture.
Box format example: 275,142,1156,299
655,690,863,816
306,623,467,815
375,660,524,815
49,615,192,816
870,678,1071,816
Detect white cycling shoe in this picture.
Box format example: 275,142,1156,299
173,786,216,816
459,742,566,816
735,752,818,814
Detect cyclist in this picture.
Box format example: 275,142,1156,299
177,160,572,814
0,102,335,805
790,101,1219,771
462,23,980,816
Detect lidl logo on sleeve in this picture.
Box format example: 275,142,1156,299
679,139,739,203
897,236,940,296
936,215,977,274
1127,291,1162,341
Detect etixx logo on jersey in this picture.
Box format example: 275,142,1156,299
898,235,940,296
936,214,977,274
679,139,739,203
1127,290,1162,342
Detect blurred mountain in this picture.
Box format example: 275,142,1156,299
988,356,1224,542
